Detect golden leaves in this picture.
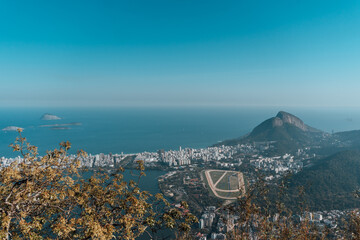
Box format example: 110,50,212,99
1,132,198,240
10,144,20,152
59,141,71,151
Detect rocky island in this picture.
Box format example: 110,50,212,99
2,126,23,131
41,113,62,120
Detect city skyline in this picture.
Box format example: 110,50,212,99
1,0,360,107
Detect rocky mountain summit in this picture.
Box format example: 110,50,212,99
217,111,329,154
273,111,306,129
273,111,317,131
250,111,321,137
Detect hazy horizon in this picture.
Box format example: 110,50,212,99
1,1,360,108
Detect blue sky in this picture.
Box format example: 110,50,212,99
0,0,359,107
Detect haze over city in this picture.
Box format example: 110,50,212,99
1,0,360,107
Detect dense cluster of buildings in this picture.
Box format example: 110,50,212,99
136,144,253,167
0,156,22,167
0,153,129,168
199,206,216,229
195,205,349,240
134,147,193,166
197,206,243,239
301,209,348,229
1,141,311,174
77,153,128,168
0,144,245,168
249,153,304,177
134,142,313,178
197,206,228,240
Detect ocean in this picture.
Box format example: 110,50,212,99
1,106,360,157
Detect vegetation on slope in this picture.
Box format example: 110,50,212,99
287,150,360,211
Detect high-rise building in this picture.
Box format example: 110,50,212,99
199,219,205,229
158,149,165,161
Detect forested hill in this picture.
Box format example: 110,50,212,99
216,111,330,154
333,130,360,148
286,150,360,211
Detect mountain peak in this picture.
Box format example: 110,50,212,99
276,111,297,119
215,111,325,154
274,111,307,131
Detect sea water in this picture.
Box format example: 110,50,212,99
1,107,360,157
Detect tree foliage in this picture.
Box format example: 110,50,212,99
225,173,326,240
0,130,197,240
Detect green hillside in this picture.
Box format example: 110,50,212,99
287,150,360,211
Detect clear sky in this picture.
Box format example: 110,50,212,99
1,0,359,107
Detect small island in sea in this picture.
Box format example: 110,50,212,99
2,126,23,131
40,122,82,130
41,113,62,120
40,122,82,128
